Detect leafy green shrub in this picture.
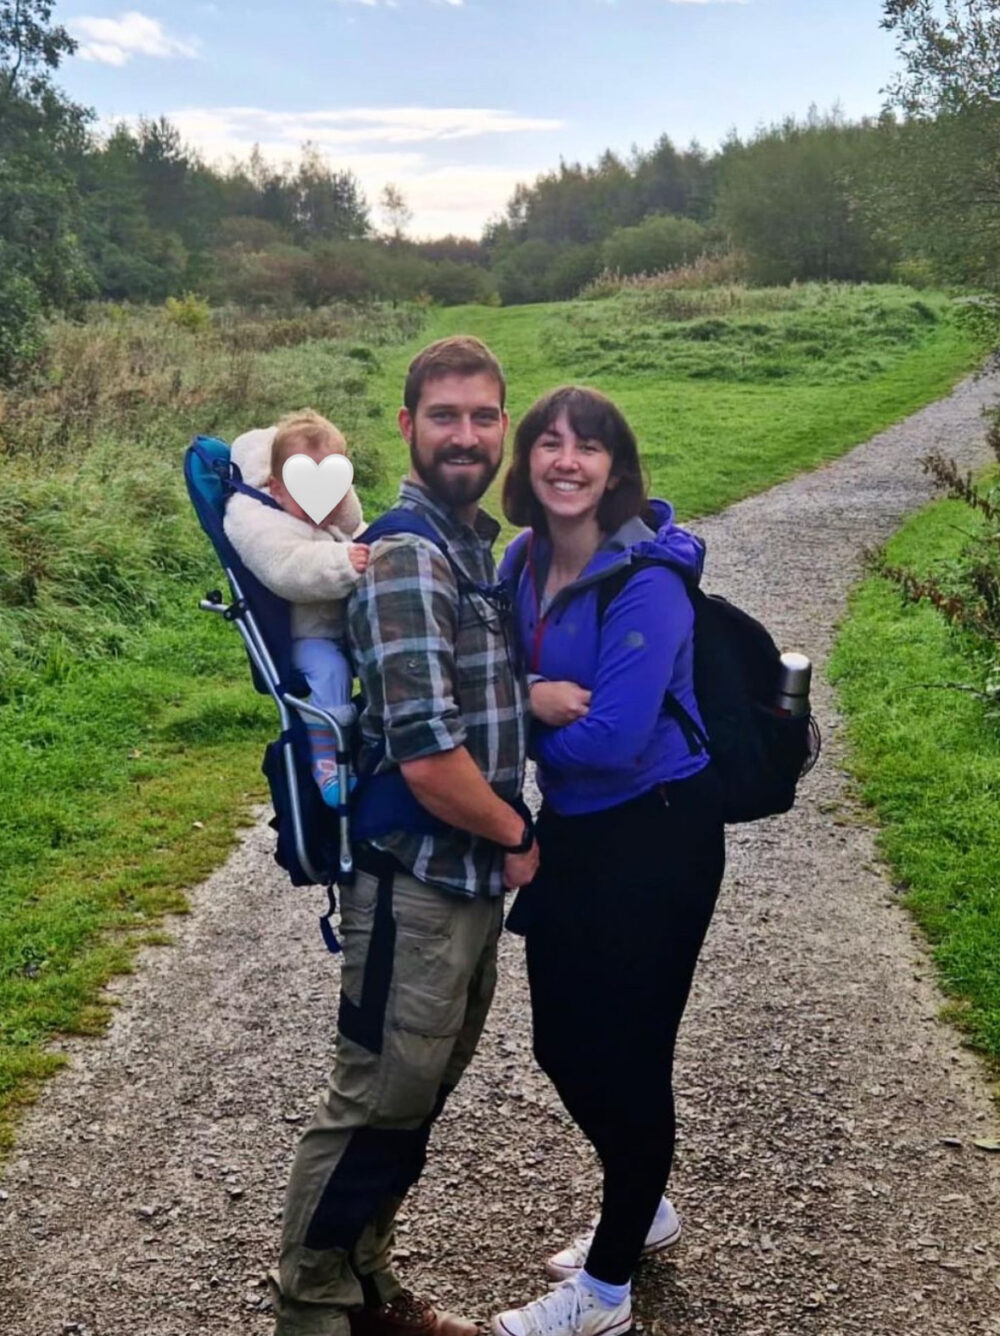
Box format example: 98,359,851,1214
164,292,212,333
0,271,45,386
894,257,938,290
422,260,497,307
600,214,708,278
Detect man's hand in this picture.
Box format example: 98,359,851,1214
503,840,539,890
347,543,370,573
529,680,591,727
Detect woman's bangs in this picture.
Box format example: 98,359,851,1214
561,392,616,453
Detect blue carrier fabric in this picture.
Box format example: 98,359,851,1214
184,434,344,894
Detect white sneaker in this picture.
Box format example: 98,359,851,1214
491,1277,631,1336
544,1199,682,1282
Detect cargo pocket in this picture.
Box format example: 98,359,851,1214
375,899,467,1124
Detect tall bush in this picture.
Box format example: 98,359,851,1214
601,214,708,278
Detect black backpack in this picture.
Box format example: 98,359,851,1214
594,559,819,822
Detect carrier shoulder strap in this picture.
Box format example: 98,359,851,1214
361,508,508,605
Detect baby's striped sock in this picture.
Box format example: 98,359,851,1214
306,719,343,807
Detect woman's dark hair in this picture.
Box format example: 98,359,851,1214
502,385,649,535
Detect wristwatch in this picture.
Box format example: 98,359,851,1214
500,817,535,854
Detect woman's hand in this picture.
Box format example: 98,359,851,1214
529,680,591,727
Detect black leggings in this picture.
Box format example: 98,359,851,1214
520,766,725,1285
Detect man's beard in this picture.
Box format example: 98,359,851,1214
409,433,501,510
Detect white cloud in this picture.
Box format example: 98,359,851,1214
71,11,198,65
665,1,749,5
164,105,563,150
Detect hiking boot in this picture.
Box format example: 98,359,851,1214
349,1290,478,1336
491,1277,631,1336
544,1199,681,1282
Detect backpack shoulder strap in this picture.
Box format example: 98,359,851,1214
503,530,532,587
360,507,469,593
594,553,692,621
595,554,708,758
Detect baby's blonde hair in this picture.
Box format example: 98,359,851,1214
270,408,346,477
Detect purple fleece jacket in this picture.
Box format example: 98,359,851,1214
499,500,710,815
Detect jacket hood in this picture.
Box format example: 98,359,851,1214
603,497,705,585
500,498,705,604
228,424,364,538
230,426,276,489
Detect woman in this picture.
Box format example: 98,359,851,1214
492,387,726,1336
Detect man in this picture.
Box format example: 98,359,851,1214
271,336,538,1336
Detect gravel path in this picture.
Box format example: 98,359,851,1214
3,374,1000,1336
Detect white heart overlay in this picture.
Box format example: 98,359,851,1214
282,453,354,525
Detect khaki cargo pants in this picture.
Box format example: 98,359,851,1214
272,854,503,1336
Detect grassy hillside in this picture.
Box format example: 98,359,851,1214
0,284,985,1152
362,285,981,529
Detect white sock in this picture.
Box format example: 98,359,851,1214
579,1271,630,1309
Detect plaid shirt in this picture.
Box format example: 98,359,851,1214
347,480,527,897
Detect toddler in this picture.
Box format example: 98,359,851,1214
224,409,368,806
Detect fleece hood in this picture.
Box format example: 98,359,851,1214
601,497,705,585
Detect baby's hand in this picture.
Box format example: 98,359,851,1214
348,543,370,573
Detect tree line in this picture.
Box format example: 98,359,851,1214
2,0,999,382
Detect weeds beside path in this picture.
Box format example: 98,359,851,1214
1,368,998,1336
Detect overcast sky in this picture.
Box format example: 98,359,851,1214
56,0,902,239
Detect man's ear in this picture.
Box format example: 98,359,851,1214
398,406,414,444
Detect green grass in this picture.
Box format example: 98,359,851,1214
0,284,988,1153
829,497,1000,1066
0,602,272,1150
361,285,983,529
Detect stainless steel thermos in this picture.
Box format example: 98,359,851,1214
775,652,812,717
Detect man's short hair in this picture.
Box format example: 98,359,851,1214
403,336,506,414
270,408,345,477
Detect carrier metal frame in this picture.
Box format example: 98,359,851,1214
199,567,356,884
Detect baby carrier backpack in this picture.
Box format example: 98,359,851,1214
184,436,352,916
